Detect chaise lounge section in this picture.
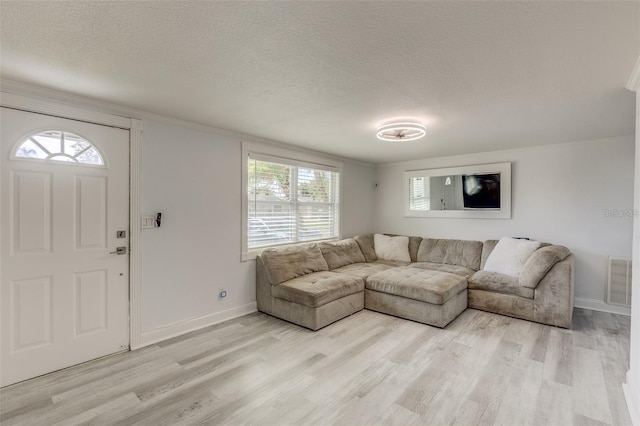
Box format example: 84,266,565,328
469,240,574,328
256,234,574,330
256,242,365,331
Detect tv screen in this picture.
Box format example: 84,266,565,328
462,173,501,209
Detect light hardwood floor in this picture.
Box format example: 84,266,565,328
0,308,631,425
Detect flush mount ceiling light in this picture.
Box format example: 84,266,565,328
376,122,426,142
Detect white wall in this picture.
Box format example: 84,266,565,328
139,119,376,336
624,67,640,425
140,120,246,332
341,160,378,236
374,136,635,305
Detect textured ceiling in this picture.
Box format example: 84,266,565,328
1,1,638,164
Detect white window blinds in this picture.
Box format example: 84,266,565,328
247,154,340,250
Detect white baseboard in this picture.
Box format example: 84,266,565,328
624,370,640,426
135,302,257,349
574,297,631,316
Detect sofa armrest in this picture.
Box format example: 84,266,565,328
256,255,274,314
533,254,574,328
520,245,571,289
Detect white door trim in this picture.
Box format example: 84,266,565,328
128,119,143,350
1,92,144,350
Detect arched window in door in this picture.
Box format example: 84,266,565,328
13,130,105,166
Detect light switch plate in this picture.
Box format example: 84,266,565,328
142,216,156,229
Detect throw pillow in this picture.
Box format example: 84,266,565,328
374,234,411,263
483,237,542,278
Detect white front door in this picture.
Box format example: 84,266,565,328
0,107,130,387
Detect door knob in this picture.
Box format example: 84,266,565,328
109,246,127,255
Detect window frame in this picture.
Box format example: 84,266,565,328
11,129,107,167
241,142,343,261
403,162,512,219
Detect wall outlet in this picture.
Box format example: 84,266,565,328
219,290,227,298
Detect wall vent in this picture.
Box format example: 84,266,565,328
607,257,632,307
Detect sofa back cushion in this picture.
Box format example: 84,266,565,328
354,234,377,262
408,236,423,262
319,239,366,270
417,238,483,270
261,244,329,285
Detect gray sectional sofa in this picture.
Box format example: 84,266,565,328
256,234,574,330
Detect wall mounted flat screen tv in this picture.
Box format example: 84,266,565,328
462,173,501,209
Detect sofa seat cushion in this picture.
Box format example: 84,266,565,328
332,262,394,279
271,271,364,308
409,262,476,278
372,259,411,267
468,270,534,299
319,239,366,270
366,267,467,305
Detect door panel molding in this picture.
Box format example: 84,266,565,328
11,276,53,352
74,269,108,337
75,175,108,250
10,170,53,254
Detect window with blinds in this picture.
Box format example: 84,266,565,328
246,154,340,250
